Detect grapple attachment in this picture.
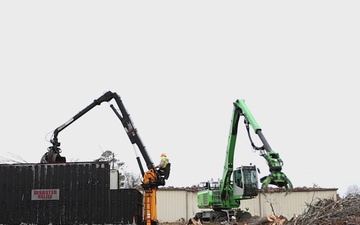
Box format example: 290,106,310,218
40,146,66,163
260,152,293,193
260,172,293,191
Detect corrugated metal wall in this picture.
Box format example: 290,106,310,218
156,188,338,222
240,189,338,219
155,189,198,223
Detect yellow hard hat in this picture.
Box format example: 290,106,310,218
161,153,166,157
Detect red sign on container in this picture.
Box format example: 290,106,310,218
31,189,60,200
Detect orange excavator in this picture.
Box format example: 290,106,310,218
41,91,170,225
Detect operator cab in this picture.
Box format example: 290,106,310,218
233,165,259,198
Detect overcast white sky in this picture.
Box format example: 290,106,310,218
1,1,359,197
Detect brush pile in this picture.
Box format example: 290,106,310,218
237,195,360,225
288,194,360,225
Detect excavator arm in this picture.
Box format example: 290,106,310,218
41,91,119,164
233,99,293,191
41,91,168,225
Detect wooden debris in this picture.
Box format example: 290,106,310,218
238,215,287,225
288,195,360,225
238,195,360,225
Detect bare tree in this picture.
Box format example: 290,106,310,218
95,149,142,188
345,184,360,197
96,150,124,170
123,171,142,188
0,152,28,164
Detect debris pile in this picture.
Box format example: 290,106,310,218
238,215,288,225
236,195,360,225
289,195,360,225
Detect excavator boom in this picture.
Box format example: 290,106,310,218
233,99,293,191
41,91,170,225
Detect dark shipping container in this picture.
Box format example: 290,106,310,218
0,162,143,225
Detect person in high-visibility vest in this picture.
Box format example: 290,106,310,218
155,153,169,175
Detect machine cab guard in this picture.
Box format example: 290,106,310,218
163,163,171,180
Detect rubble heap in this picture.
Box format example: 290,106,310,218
237,195,360,225
290,194,360,225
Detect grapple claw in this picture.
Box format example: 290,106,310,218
260,172,293,195
260,152,293,195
